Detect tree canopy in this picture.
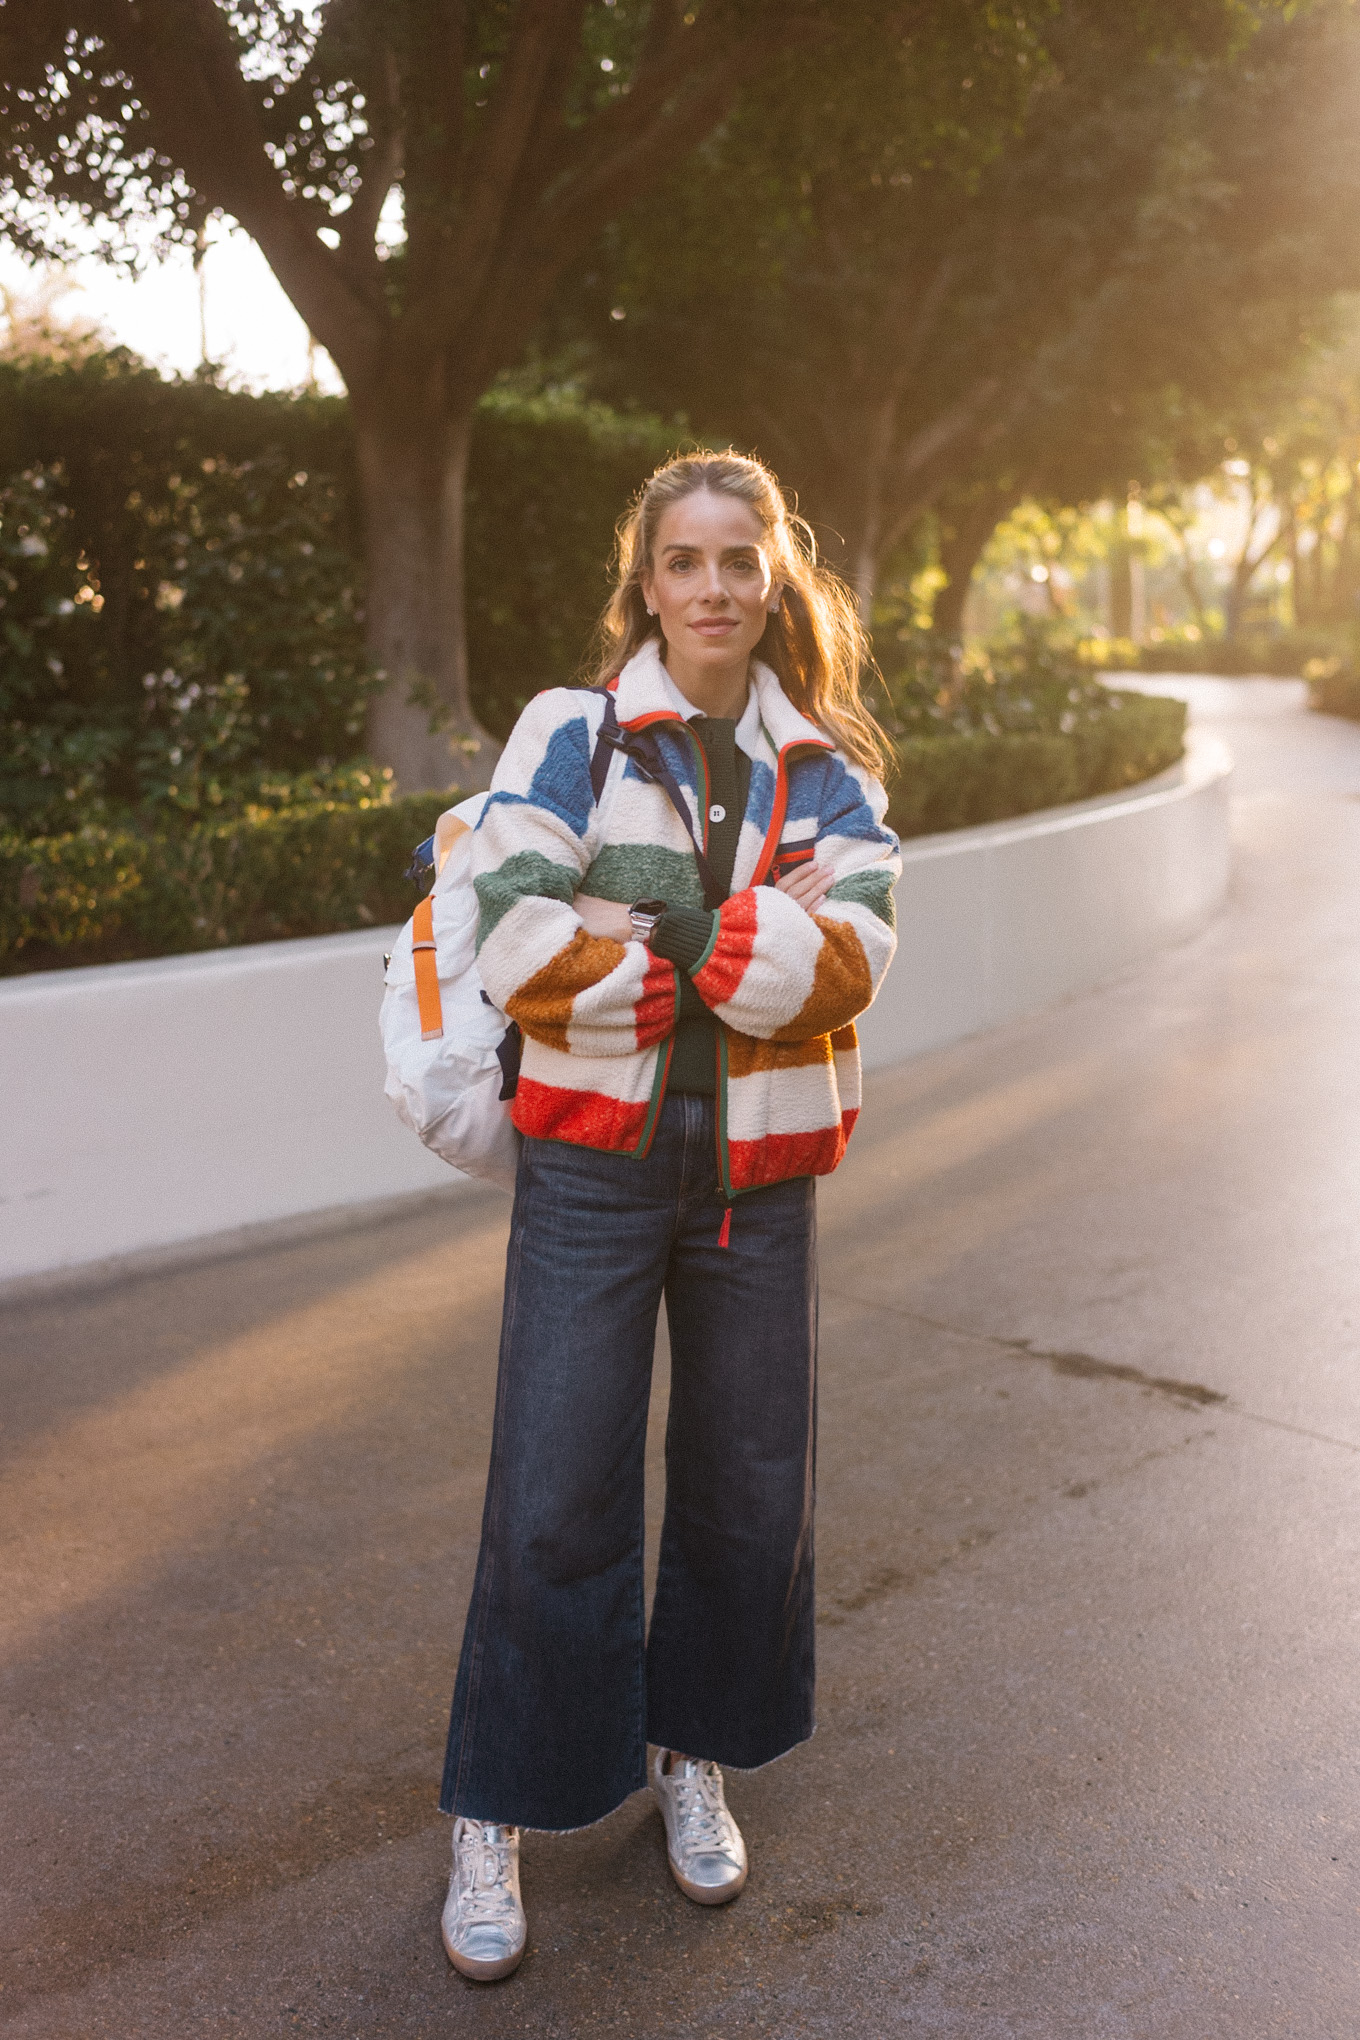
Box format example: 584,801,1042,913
546,0,1360,623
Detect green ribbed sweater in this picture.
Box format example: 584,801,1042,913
649,716,751,1096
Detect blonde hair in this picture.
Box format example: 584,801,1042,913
586,450,893,778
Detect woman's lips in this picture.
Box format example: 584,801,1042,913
691,617,738,636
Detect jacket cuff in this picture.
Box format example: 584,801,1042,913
650,906,718,974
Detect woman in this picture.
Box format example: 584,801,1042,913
438,451,900,1981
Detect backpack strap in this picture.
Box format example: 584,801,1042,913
590,689,621,803
411,893,443,1041
404,833,436,882
588,686,726,910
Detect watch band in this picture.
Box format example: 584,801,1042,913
629,898,668,944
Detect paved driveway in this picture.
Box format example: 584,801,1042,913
3,687,1358,2037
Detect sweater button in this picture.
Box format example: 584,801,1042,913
708,803,726,823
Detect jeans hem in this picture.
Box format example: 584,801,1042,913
644,1719,817,1777
439,1773,652,1836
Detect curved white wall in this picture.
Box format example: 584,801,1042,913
858,726,1232,1069
0,728,1231,1286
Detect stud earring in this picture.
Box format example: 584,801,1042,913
645,605,656,616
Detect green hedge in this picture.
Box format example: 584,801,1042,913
2,683,1186,972
465,390,682,736
0,792,448,973
0,353,679,836
878,620,1187,836
889,690,1186,838
1137,623,1360,721
1139,625,1360,679
1309,666,1360,719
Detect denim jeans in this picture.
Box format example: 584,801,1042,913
439,1093,818,1832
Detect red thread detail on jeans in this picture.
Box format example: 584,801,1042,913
717,1207,732,1250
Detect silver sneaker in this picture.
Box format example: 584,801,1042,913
650,1748,748,1905
441,1818,526,1981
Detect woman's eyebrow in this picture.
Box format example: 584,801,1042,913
660,541,762,557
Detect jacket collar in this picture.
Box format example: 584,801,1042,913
612,639,831,757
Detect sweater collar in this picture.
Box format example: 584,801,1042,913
612,639,831,757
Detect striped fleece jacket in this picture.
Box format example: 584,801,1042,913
473,641,901,1196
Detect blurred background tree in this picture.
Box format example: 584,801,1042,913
541,0,1360,655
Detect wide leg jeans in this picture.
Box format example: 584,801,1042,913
439,1093,818,1832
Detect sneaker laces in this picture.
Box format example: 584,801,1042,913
456,1822,519,1926
671,1762,732,1855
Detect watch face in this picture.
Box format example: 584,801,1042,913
632,899,668,917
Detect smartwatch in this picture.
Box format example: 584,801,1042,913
629,898,668,944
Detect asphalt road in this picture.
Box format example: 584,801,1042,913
3,687,1359,2038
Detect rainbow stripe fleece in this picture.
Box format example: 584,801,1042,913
472,642,901,1195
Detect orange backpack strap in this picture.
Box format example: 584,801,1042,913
411,894,443,1041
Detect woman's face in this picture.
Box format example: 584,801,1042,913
640,490,780,674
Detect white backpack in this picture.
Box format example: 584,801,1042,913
380,792,522,1192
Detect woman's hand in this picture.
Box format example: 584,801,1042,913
576,866,832,941
574,893,635,943
774,860,834,916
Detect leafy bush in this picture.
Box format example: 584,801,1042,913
0,354,681,835
1308,663,1360,720
0,791,448,973
466,388,682,737
1136,621,1360,720
888,696,1185,837
881,617,1186,837
1,691,1187,973
3,603,1190,969
1139,623,1360,678
0,352,373,834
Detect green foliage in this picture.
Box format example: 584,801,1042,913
1309,664,1360,720
0,354,681,831
0,351,372,834
465,388,681,738
548,1,1360,608
1139,623,1360,677
1148,617,1360,722
888,698,1186,839
881,617,1187,837
0,792,450,974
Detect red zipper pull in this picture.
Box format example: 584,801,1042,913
717,1206,732,1250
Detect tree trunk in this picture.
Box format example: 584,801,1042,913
1172,529,1209,631
354,394,501,793
1326,479,1358,624
850,397,898,624
1108,532,1133,639
1224,483,1279,642
930,489,1019,640
1224,545,1263,640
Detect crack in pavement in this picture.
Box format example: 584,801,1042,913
824,1288,1360,1453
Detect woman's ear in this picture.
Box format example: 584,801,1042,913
768,586,784,615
